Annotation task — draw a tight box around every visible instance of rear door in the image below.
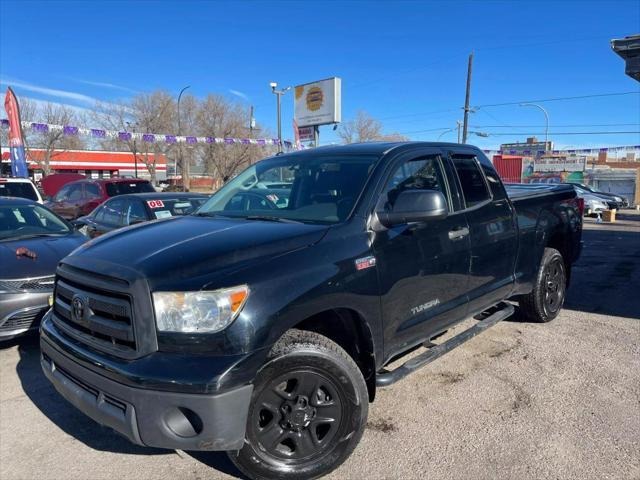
[447,152,518,313]
[373,149,471,357]
[65,183,85,219]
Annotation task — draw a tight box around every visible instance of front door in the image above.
[372,151,471,359]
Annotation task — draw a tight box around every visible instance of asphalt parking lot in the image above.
[1,211,639,480]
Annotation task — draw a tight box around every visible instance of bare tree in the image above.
[337,110,409,144]
[27,102,85,175]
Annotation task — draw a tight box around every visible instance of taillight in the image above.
[576,197,584,217]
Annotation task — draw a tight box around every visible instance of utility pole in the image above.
[462,52,474,144]
[177,85,190,191]
[270,82,291,152]
[456,120,462,143]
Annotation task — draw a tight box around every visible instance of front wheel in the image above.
[518,247,567,322]
[228,329,368,480]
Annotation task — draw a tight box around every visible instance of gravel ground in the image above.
[1,211,639,480]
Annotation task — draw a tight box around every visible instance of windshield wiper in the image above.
[0,233,67,242]
[244,215,303,224]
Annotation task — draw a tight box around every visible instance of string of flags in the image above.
[1,118,638,154]
[0,119,295,149]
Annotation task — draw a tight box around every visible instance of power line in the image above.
[455,131,640,136]
[475,91,639,109]
[471,123,640,128]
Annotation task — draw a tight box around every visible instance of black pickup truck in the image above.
[40,142,582,480]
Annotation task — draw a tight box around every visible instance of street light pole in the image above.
[270,82,291,152]
[177,85,190,190]
[519,103,549,150]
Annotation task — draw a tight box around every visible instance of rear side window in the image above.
[67,184,83,201]
[452,157,490,208]
[106,181,155,196]
[124,200,148,225]
[86,183,101,199]
[102,199,125,225]
[0,182,39,201]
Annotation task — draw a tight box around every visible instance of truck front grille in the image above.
[51,270,138,358]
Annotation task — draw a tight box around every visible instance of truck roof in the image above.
[284,141,482,158]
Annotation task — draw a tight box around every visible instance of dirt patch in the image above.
[367,417,397,433]
[435,371,465,384]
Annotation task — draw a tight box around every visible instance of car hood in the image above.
[67,216,330,286]
[0,233,87,279]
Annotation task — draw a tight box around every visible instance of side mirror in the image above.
[377,190,448,228]
[70,219,84,230]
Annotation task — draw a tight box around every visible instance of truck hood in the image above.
[0,233,86,280]
[69,216,329,285]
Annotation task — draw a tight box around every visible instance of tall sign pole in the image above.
[4,87,29,177]
[462,52,474,144]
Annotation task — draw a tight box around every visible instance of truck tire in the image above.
[519,247,566,323]
[228,329,369,480]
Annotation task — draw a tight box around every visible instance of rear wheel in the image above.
[519,247,566,322]
[228,330,368,480]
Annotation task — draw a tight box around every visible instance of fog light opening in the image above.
[164,407,203,438]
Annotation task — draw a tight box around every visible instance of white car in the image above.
[0,178,43,203]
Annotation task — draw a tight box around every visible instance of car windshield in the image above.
[197,154,380,224]
[106,181,155,196]
[0,204,70,240]
[147,197,208,219]
[0,181,39,201]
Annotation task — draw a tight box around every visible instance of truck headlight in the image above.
[153,285,249,333]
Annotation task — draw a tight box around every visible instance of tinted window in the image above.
[54,185,70,201]
[0,204,70,240]
[123,200,147,225]
[0,182,39,201]
[146,197,207,219]
[481,164,506,200]
[102,199,125,225]
[383,155,448,212]
[93,206,106,222]
[106,181,155,196]
[86,183,101,198]
[452,157,490,208]
[67,184,83,201]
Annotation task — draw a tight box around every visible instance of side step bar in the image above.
[376,302,515,387]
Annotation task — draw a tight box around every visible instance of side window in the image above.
[124,200,147,225]
[382,155,448,212]
[102,199,124,225]
[85,183,101,199]
[67,184,83,201]
[93,206,106,222]
[481,163,506,200]
[452,156,490,208]
[54,186,70,201]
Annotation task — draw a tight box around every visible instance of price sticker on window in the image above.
[147,200,165,208]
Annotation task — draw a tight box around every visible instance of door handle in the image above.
[448,227,470,240]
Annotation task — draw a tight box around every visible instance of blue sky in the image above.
[1,0,639,150]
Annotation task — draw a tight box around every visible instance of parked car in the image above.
[566,182,627,209]
[0,197,86,341]
[46,177,155,220]
[40,142,582,480]
[75,192,208,238]
[0,177,43,203]
[41,173,86,199]
[571,185,611,216]
[222,188,290,211]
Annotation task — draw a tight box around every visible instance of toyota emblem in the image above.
[71,296,86,322]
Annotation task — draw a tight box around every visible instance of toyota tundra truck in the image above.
[40,142,582,480]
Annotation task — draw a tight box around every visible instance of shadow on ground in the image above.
[11,333,244,478]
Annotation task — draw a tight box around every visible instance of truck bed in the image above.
[504,183,575,201]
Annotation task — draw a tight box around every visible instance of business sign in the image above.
[294,77,341,128]
[297,126,315,142]
[533,156,586,172]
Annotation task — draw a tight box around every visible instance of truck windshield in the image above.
[197,154,379,224]
[0,181,39,201]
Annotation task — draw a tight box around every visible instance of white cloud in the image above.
[0,76,101,106]
[67,77,140,94]
[229,89,250,102]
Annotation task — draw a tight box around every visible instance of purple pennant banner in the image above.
[224,138,234,144]
[142,134,155,142]
[64,126,78,135]
[186,136,197,144]
[165,135,177,144]
[205,137,215,143]
[119,132,131,141]
[32,123,49,133]
[91,129,106,138]
[1,119,9,127]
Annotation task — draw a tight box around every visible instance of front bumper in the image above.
[40,323,254,451]
[0,291,50,340]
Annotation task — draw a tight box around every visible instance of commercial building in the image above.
[1,148,167,182]
[611,34,640,81]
